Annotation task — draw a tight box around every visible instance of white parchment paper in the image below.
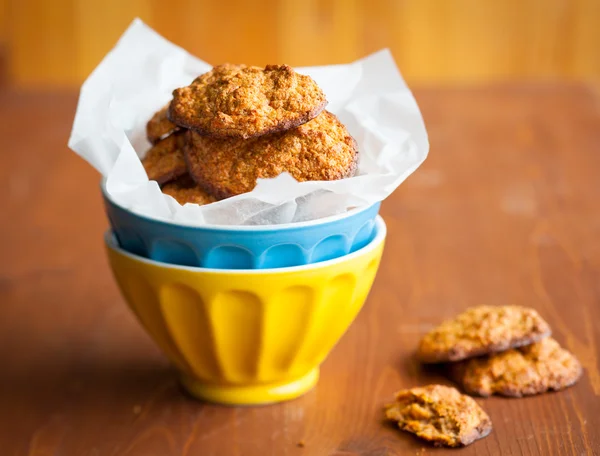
[68,19,429,226]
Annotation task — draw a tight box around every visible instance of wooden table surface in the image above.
[1,84,599,456]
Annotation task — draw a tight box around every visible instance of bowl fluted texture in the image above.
[105,216,386,405]
[102,181,381,269]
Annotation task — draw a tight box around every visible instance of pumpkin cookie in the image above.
[385,385,492,447]
[184,111,358,199]
[142,132,187,185]
[161,175,216,206]
[450,337,582,397]
[169,64,327,139]
[416,306,551,363]
[146,104,179,144]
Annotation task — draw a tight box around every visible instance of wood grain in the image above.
[1,85,599,455]
[0,0,6,44]
[3,0,600,87]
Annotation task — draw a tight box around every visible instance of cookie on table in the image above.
[450,337,582,397]
[161,175,216,206]
[385,385,492,448]
[416,306,551,363]
[169,64,327,139]
[142,132,187,185]
[184,111,358,199]
[146,103,179,144]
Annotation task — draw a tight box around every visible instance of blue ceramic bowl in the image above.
[102,183,381,269]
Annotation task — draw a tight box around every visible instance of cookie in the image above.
[142,132,187,185]
[450,337,582,397]
[169,64,327,139]
[384,385,492,447]
[184,111,358,199]
[161,175,216,206]
[146,104,179,144]
[416,306,551,363]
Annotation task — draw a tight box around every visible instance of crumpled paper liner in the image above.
[68,19,428,226]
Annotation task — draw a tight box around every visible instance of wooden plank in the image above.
[73,0,154,83]
[0,0,6,44]
[7,0,78,86]
[0,84,599,454]
[569,0,600,80]
[4,0,600,86]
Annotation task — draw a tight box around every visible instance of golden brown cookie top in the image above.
[142,132,187,185]
[451,337,582,397]
[169,64,327,139]
[161,175,216,206]
[146,104,179,144]
[385,385,492,447]
[416,306,551,363]
[184,111,358,199]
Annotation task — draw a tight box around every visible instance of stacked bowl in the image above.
[103,183,386,405]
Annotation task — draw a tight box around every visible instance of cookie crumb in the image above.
[385,384,492,447]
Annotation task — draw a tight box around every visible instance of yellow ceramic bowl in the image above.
[105,216,386,406]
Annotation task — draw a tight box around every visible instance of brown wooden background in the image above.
[2,84,600,456]
[2,0,600,454]
[1,0,599,88]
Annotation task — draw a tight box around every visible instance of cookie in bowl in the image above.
[161,174,216,206]
[142,132,187,185]
[184,111,358,199]
[146,103,179,144]
[169,64,327,139]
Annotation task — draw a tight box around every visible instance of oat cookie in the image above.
[142,132,187,185]
[385,385,492,447]
[184,111,358,199]
[169,64,327,139]
[146,104,179,144]
[450,337,582,397]
[161,175,216,206]
[416,306,551,363]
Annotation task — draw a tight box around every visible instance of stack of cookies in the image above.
[142,64,359,205]
[416,305,582,398]
[384,306,583,448]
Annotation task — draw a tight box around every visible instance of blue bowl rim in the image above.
[106,215,387,275]
[101,178,381,232]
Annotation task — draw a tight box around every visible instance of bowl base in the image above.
[180,368,319,406]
